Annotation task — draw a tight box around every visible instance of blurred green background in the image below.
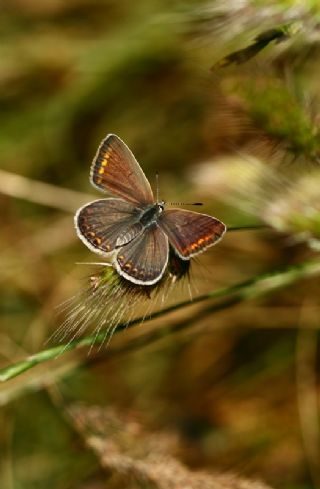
[1,1,320,488]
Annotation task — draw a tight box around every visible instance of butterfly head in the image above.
[157,200,165,211]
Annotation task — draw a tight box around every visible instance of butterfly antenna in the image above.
[169,202,203,206]
[156,171,159,203]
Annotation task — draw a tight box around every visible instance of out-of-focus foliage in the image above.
[1,1,320,489]
[69,403,274,489]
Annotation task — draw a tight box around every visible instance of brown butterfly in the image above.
[75,134,226,285]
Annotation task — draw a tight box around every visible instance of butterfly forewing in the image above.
[75,198,143,256]
[115,223,169,285]
[159,209,226,260]
[90,134,154,206]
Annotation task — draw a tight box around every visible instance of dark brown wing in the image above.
[90,134,154,206]
[159,209,226,260]
[75,198,143,256]
[114,224,169,285]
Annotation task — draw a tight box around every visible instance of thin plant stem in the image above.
[1,258,320,383]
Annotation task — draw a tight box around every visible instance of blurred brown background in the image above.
[1,1,320,488]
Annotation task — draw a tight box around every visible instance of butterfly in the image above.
[75,134,226,285]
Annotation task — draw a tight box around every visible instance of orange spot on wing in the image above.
[181,233,215,255]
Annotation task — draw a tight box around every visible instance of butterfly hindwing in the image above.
[115,223,169,285]
[90,134,154,206]
[159,209,226,260]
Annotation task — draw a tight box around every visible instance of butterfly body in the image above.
[139,201,164,226]
[75,134,226,285]
[114,202,164,249]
